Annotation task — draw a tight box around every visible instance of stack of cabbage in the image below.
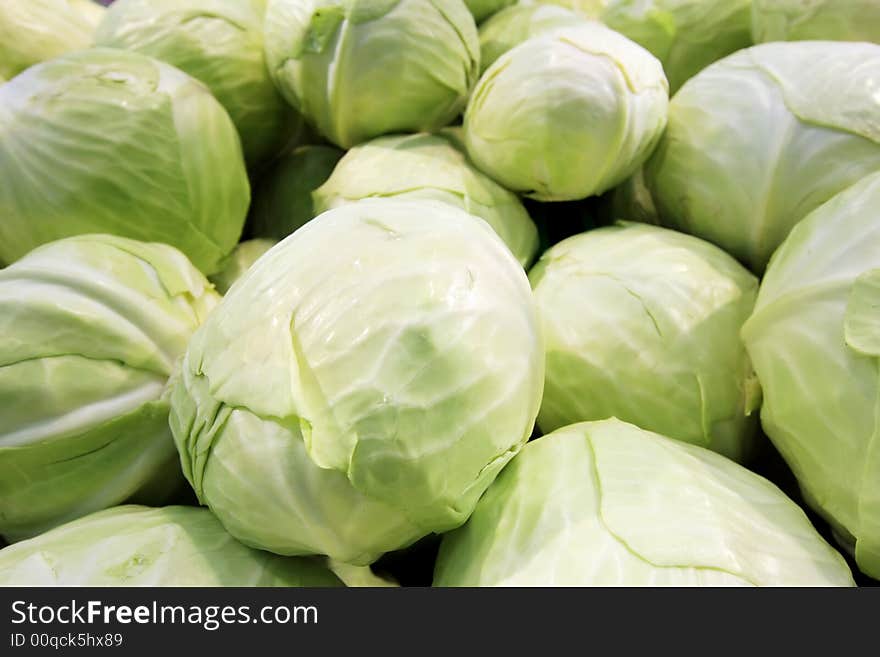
[0,0,877,588]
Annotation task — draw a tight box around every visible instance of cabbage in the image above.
[95,0,297,168]
[742,171,880,579]
[464,22,668,201]
[0,235,219,541]
[645,41,880,273]
[0,506,343,586]
[249,145,344,240]
[435,419,855,586]
[263,0,480,148]
[0,48,249,274]
[530,223,760,462]
[313,131,539,267]
[170,199,544,564]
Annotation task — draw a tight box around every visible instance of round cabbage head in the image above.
[0,48,249,274]
[210,239,277,295]
[0,235,220,541]
[530,223,760,462]
[313,131,539,267]
[478,2,586,74]
[601,0,752,93]
[742,171,880,580]
[464,22,668,201]
[170,199,544,565]
[249,145,344,240]
[752,0,880,45]
[0,506,343,586]
[0,0,98,81]
[464,0,515,23]
[434,419,855,586]
[645,41,880,274]
[264,0,480,149]
[95,0,297,169]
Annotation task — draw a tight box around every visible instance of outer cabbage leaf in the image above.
[435,419,855,586]
[742,171,880,579]
[0,235,219,541]
[645,41,880,273]
[170,199,544,564]
[0,48,249,274]
[0,506,343,586]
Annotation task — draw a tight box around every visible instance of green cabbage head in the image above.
[0,506,343,586]
[742,171,880,580]
[249,145,344,240]
[95,0,297,168]
[0,0,98,81]
[264,0,480,149]
[313,131,539,267]
[601,0,752,93]
[170,199,544,565]
[752,0,880,45]
[434,419,855,586]
[0,48,249,273]
[530,223,760,462]
[0,235,219,542]
[645,41,880,273]
[464,22,668,201]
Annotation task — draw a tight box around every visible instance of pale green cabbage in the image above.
[313,131,539,267]
[464,22,668,201]
[602,0,752,93]
[0,48,249,274]
[0,235,219,541]
[0,506,343,586]
[264,0,480,148]
[752,0,880,45]
[742,171,880,580]
[95,0,297,168]
[645,41,880,273]
[530,223,760,462]
[435,419,855,586]
[249,145,344,240]
[0,0,98,81]
[170,199,544,565]
[210,239,277,295]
